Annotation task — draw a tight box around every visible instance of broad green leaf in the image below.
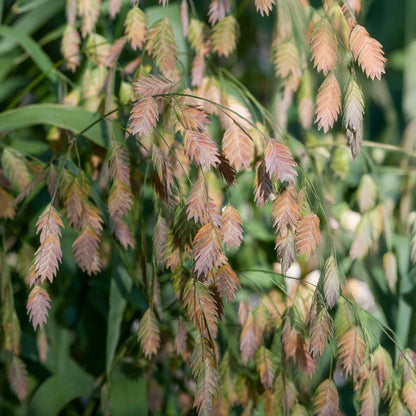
[28,360,95,416]
[0,0,65,54]
[106,265,133,375]
[0,25,58,82]
[109,366,147,416]
[0,104,119,147]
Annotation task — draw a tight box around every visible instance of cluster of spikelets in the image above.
[1,0,398,412]
[271,0,385,159]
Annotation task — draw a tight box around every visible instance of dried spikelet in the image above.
[112,218,134,249]
[191,335,220,414]
[212,15,239,57]
[275,228,296,275]
[186,175,210,225]
[26,285,51,330]
[334,297,355,339]
[357,174,377,213]
[310,18,337,76]
[134,74,177,97]
[32,205,64,285]
[78,0,101,38]
[184,279,219,337]
[181,0,189,37]
[62,25,81,72]
[360,373,380,416]
[264,139,297,183]
[349,212,372,260]
[105,37,126,68]
[255,0,276,17]
[383,252,398,293]
[272,39,302,91]
[338,326,366,379]
[193,223,227,278]
[254,161,273,208]
[298,70,314,129]
[222,123,253,171]
[124,6,147,50]
[272,184,299,236]
[188,19,211,56]
[217,154,237,186]
[208,0,230,26]
[175,317,188,357]
[221,205,243,250]
[240,310,262,364]
[295,214,320,259]
[86,33,111,66]
[7,356,28,402]
[371,345,393,394]
[81,66,107,112]
[0,187,15,219]
[403,378,416,415]
[315,72,341,133]
[191,53,206,87]
[344,78,365,159]
[66,0,77,25]
[215,264,240,302]
[323,255,340,308]
[309,306,332,357]
[282,317,298,360]
[154,215,168,268]
[313,379,339,416]
[129,96,159,137]
[152,144,174,203]
[343,0,361,16]
[350,25,386,80]
[256,346,276,390]
[146,17,178,76]
[327,3,350,48]
[184,130,220,170]
[175,105,209,133]
[137,309,160,358]
[73,227,101,274]
[63,176,86,230]
[2,148,31,191]
[109,0,121,18]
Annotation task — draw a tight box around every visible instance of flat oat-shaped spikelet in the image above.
[315,72,341,133]
[350,25,386,80]
[220,204,243,250]
[295,214,320,259]
[27,285,51,331]
[124,6,147,49]
[184,130,220,169]
[211,15,239,57]
[137,309,160,358]
[310,18,337,76]
[146,17,178,75]
[255,0,276,17]
[222,122,253,171]
[264,139,297,183]
[129,96,159,137]
[313,379,339,416]
[33,205,64,285]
